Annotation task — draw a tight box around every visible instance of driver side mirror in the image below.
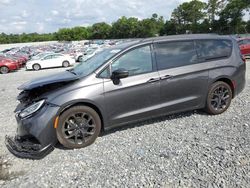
[111,69,129,85]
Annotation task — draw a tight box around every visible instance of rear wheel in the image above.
[56,106,101,149]
[33,64,41,71]
[62,61,70,67]
[0,66,9,74]
[205,81,232,115]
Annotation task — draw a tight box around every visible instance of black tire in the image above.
[205,81,232,115]
[77,55,83,62]
[56,106,101,149]
[33,64,41,71]
[62,61,70,67]
[0,66,9,74]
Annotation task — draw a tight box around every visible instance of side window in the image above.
[52,54,62,58]
[99,67,110,78]
[43,55,52,60]
[196,39,232,61]
[111,45,153,76]
[238,40,244,46]
[154,41,197,70]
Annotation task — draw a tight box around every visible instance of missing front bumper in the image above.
[5,135,54,160]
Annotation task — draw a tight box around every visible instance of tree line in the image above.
[0,0,249,44]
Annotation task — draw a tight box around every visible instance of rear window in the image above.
[196,39,232,61]
[154,41,198,70]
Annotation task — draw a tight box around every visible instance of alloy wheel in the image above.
[205,81,232,115]
[210,86,230,111]
[62,112,96,145]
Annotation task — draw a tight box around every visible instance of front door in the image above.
[41,55,53,68]
[103,45,161,127]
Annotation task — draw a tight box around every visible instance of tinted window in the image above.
[196,39,232,61]
[238,40,249,46]
[43,55,52,60]
[240,39,250,45]
[111,45,153,76]
[238,40,244,45]
[99,67,110,78]
[154,41,197,70]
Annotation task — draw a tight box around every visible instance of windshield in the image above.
[73,48,120,76]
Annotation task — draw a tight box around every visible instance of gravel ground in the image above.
[0,62,249,188]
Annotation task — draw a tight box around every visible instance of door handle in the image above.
[147,78,160,83]
[160,75,173,80]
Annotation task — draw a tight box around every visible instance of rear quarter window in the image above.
[196,39,232,61]
[154,41,198,70]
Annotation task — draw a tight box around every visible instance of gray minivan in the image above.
[6,34,246,159]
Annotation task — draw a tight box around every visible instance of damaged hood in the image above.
[18,70,79,90]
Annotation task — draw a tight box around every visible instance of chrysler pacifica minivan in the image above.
[6,34,246,159]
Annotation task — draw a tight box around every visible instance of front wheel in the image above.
[56,106,101,149]
[0,66,9,74]
[77,55,83,62]
[205,81,232,115]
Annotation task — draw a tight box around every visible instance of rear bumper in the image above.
[5,136,54,160]
[234,63,246,97]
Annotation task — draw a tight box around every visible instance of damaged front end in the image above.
[5,135,54,160]
[5,71,79,159]
[5,88,61,159]
[5,73,78,159]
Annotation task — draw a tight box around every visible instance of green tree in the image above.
[207,0,226,22]
[55,27,89,41]
[160,20,179,35]
[90,22,112,39]
[55,28,73,41]
[246,20,250,33]
[219,0,250,34]
[169,0,207,34]
[71,26,90,40]
[111,16,140,38]
[138,14,165,37]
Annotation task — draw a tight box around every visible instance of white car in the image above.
[26,54,75,71]
[31,52,54,60]
[80,48,104,62]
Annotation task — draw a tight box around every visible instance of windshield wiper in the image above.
[66,69,77,75]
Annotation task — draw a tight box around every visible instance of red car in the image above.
[0,58,19,74]
[238,38,250,58]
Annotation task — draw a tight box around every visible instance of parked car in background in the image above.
[30,52,54,60]
[79,47,103,62]
[0,57,19,74]
[4,54,25,67]
[238,38,250,58]
[6,34,246,159]
[26,53,75,70]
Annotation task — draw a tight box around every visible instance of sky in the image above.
[0,0,248,34]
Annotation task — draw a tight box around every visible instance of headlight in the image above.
[19,100,45,118]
